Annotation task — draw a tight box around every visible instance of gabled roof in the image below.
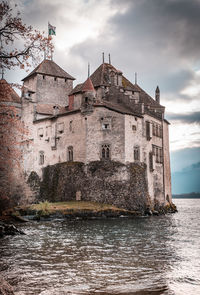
[0,79,21,103]
[22,59,75,81]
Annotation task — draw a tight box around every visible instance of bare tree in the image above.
[0,1,51,213]
[0,1,53,70]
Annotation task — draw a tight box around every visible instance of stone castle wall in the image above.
[39,161,150,211]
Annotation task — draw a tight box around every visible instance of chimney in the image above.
[155,86,160,104]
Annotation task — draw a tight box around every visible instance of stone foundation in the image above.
[36,160,150,212]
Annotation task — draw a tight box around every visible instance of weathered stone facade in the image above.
[21,58,172,210]
[40,161,149,211]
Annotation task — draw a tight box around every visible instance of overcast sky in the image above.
[6,0,200,191]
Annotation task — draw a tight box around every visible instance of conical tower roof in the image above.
[82,77,95,92]
[0,79,21,103]
[22,59,75,81]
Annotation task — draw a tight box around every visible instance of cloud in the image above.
[170,147,200,172]
[166,111,200,124]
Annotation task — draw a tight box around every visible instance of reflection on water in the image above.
[0,199,200,295]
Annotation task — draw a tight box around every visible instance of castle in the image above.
[1,57,172,209]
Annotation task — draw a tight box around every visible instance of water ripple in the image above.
[0,199,200,294]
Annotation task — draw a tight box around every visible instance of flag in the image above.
[48,22,56,36]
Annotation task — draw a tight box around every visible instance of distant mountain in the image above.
[171,162,200,194]
[173,192,200,199]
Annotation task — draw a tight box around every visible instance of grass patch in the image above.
[30,201,126,213]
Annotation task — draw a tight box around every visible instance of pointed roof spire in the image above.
[88,63,90,78]
[156,85,160,93]
[109,53,111,64]
[102,52,105,64]
[135,72,137,84]
[82,77,95,92]
[1,67,4,79]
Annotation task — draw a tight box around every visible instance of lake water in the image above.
[0,199,200,295]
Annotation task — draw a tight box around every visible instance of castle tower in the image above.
[155,86,160,104]
[22,59,75,106]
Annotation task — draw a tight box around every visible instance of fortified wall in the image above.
[29,161,151,212]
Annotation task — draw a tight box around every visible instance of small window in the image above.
[39,151,44,165]
[43,75,45,80]
[134,146,140,161]
[54,77,57,81]
[132,125,136,131]
[146,121,151,140]
[85,97,88,103]
[65,78,67,82]
[69,120,73,132]
[67,146,73,161]
[149,152,154,171]
[102,123,110,130]
[38,128,44,138]
[101,144,110,159]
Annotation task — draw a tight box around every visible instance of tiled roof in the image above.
[22,59,75,81]
[82,77,95,92]
[69,62,164,112]
[0,79,21,103]
[90,63,121,87]
[36,104,66,115]
[122,76,141,92]
[69,83,83,95]
[135,84,164,108]
[94,100,143,117]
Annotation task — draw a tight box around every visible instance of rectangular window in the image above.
[134,146,140,161]
[69,120,73,132]
[39,151,44,165]
[132,125,136,131]
[152,122,163,138]
[152,145,163,164]
[149,152,154,171]
[146,121,151,140]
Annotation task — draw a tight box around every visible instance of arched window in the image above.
[67,146,73,161]
[101,144,110,159]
